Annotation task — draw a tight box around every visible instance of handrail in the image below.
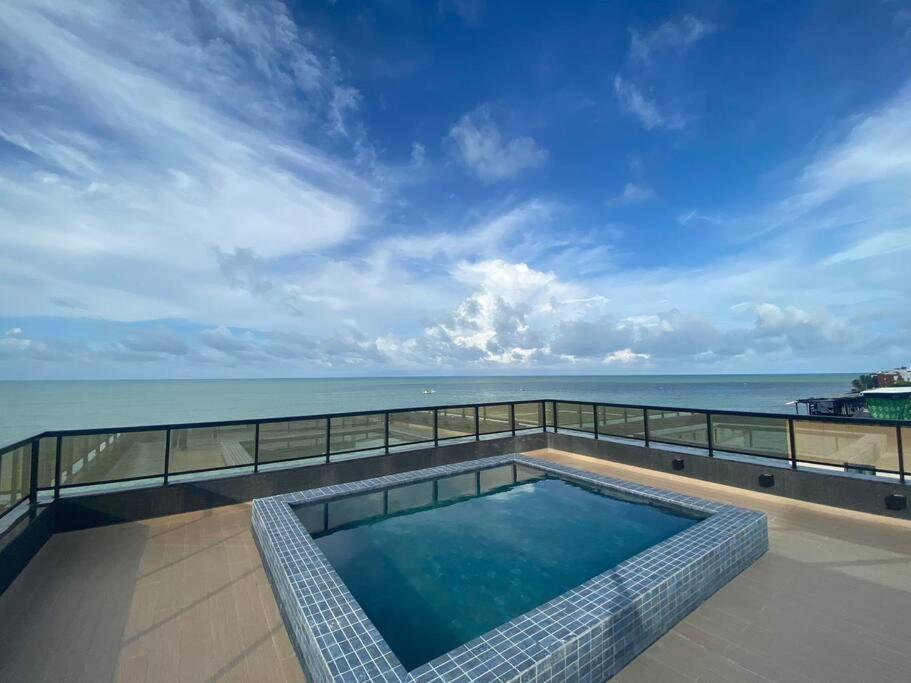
[1,396,907,523]
[3,397,907,453]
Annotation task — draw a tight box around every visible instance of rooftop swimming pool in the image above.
[253,455,767,682]
[294,463,703,670]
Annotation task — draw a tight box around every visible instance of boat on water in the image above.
[423,388,435,394]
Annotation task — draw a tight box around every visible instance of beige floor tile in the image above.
[1,448,909,683]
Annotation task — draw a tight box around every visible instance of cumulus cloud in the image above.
[0,327,81,362]
[1,3,909,379]
[605,349,651,364]
[447,104,548,181]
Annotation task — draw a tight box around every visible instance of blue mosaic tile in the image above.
[253,454,768,682]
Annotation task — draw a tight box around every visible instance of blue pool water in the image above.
[295,465,703,671]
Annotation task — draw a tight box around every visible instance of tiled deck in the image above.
[1,448,910,682]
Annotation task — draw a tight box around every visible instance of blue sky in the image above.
[0,0,910,379]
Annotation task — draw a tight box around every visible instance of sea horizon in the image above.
[0,373,857,447]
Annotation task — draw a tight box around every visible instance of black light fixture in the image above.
[885,494,907,511]
[672,458,685,471]
[758,473,775,488]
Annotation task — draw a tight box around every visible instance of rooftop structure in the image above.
[863,387,911,421]
[1,398,909,682]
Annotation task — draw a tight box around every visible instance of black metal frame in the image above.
[1,397,908,522]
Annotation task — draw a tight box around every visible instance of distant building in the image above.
[795,394,866,417]
[875,372,899,387]
[873,365,911,387]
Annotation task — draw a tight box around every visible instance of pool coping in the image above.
[252,454,768,683]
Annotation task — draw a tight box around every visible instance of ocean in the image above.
[0,374,855,448]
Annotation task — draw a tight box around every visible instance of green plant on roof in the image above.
[850,374,877,392]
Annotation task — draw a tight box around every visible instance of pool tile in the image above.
[253,454,767,682]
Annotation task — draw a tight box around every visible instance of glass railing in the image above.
[0,397,907,523]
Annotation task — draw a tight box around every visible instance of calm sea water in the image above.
[0,374,853,447]
[299,463,699,670]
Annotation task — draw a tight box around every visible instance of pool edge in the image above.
[253,454,768,682]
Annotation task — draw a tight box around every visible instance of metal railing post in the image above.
[643,410,650,448]
[706,413,714,457]
[540,400,546,433]
[325,418,331,464]
[433,409,439,447]
[475,406,480,441]
[384,413,390,455]
[553,401,559,433]
[253,423,260,473]
[29,440,39,507]
[164,429,171,485]
[53,436,62,500]
[593,404,599,440]
[897,425,905,484]
[788,418,798,469]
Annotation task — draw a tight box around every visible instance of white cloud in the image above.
[629,15,717,65]
[0,0,382,331]
[447,104,548,181]
[328,85,361,137]
[604,348,650,364]
[1,3,909,377]
[822,227,911,265]
[614,14,715,131]
[613,76,685,131]
[607,181,655,206]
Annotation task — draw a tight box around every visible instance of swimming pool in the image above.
[253,455,767,682]
[295,463,703,671]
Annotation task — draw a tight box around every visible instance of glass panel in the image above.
[387,481,434,514]
[545,402,554,428]
[60,430,166,486]
[38,437,56,489]
[0,445,31,515]
[478,404,511,434]
[712,414,790,459]
[793,420,900,473]
[437,472,477,501]
[329,414,384,453]
[388,410,434,446]
[168,424,254,474]
[479,464,515,493]
[514,402,543,429]
[597,406,646,439]
[904,428,910,477]
[556,402,595,432]
[437,407,476,439]
[646,410,708,447]
[259,419,326,463]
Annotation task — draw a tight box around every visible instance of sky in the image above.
[0,0,910,379]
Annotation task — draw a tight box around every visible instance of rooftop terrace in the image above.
[1,448,909,682]
[0,399,909,681]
